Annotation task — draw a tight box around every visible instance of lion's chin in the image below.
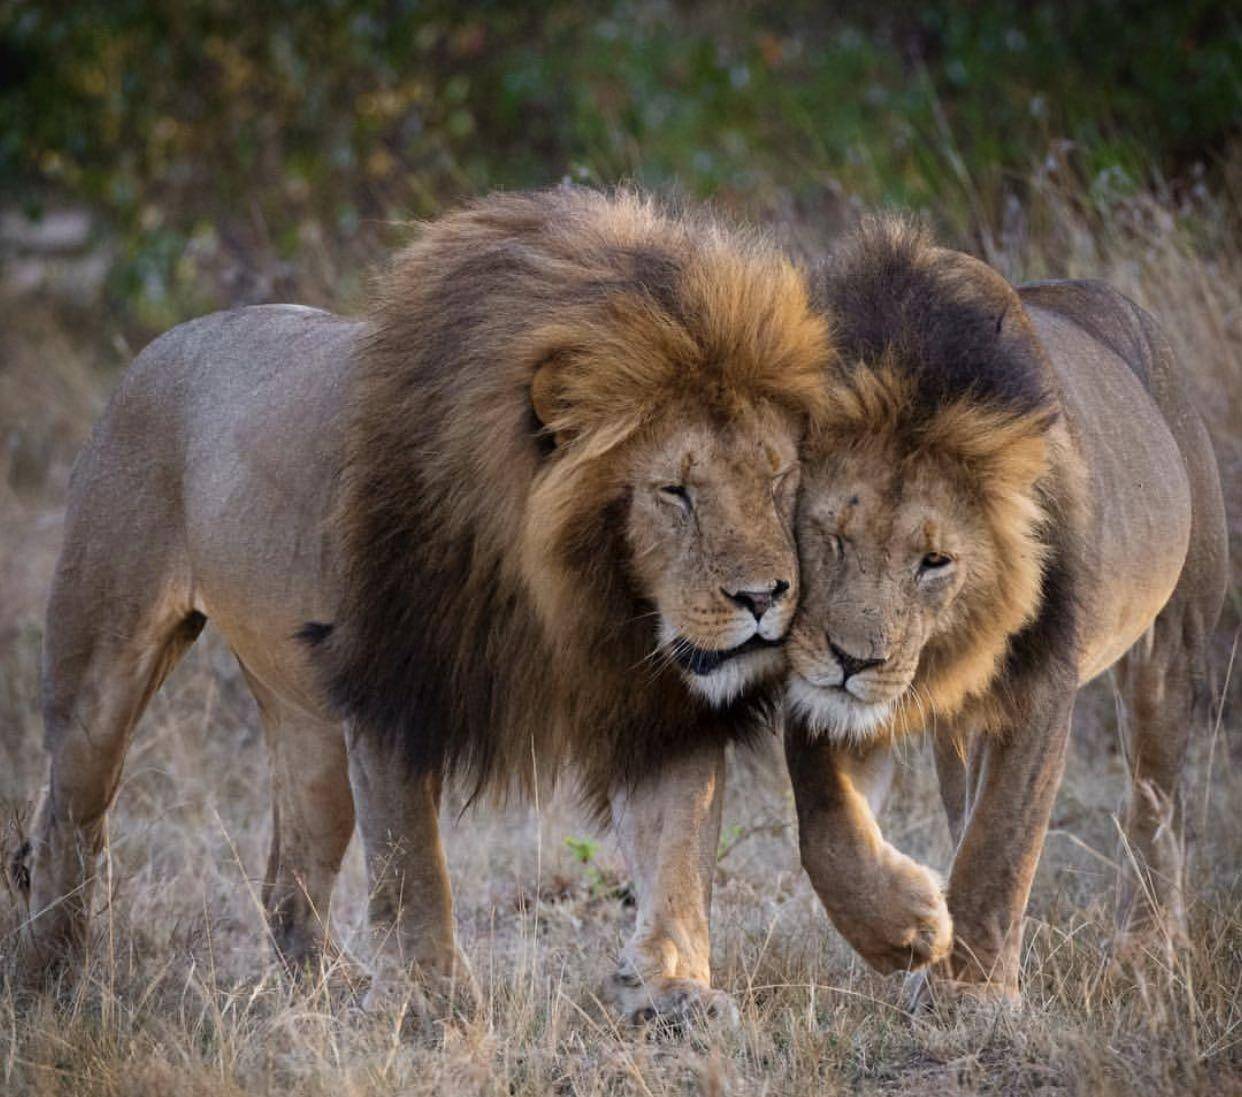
[683,645,786,708]
[785,675,894,744]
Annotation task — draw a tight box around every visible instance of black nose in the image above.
[723,579,790,621]
[828,639,886,682]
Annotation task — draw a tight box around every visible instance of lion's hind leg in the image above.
[1111,431,1227,964]
[20,569,203,979]
[1112,608,1212,961]
[931,730,985,849]
[240,667,357,982]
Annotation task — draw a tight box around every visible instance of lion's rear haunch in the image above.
[308,187,829,800]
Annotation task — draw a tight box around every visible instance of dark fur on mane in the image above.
[814,216,1058,431]
[306,186,829,806]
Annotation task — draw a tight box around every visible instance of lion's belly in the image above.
[1076,571,1186,686]
[175,305,362,721]
[1029,308,1193,686]
[1074,414,1191,685]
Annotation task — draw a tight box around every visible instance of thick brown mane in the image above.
[810,217,1081,730]
[308,187,829,799]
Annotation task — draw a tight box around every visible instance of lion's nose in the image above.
[722,578,791,621]
[827,638,886,681]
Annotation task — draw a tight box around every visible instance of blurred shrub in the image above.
[1,1,1237,331]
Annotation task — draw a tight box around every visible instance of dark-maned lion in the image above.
[12,188,830,1023]
[784,218,1227,1002]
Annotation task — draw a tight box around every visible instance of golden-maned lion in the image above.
[12,188,830,1023]
[783,218,1227,1002]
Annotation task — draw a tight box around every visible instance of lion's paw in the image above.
[832,853,952,975]
[363,951,481,1026]
[903,968,1020,1015]
[275,945,371,1003]
[603,967,739,1030]
[1108,916,1183,971]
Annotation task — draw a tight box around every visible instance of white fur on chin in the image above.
[785,675,892,745]
[686,645,785,707]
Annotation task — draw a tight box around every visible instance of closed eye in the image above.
[658,484,693,512]
[920,552,953,572]
[771,463,799,487]
[771,463,800,507]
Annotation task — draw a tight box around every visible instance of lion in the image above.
[782,217,1228,1002]
[10,188,831,1024]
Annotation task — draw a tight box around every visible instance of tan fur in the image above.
[787,218,1228,1000]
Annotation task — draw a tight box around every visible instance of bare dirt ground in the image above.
[1,183,1239,1094]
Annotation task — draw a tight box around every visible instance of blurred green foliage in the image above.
[1,1,1238,329]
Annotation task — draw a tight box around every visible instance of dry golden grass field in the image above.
[2,171,1240,1095]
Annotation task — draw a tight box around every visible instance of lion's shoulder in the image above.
[1019,279,1163,390]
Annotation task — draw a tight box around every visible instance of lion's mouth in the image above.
[671,634,784,677]
[784,673,897,742]
[792,673,896,707]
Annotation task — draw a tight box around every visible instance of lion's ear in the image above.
[530,354,575,448]
[530,349,644,459]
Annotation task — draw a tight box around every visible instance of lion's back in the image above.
[68,304,368,713]
[1019,280,1228,681]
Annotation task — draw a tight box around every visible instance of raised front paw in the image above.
[603,965,739,1029]
[829,852,953,974]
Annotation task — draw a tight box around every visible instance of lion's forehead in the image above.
[634,409,799,480]
[802,458,974,544]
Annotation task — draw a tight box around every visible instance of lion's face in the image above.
[787,444,991,742]
[624,402,802,707]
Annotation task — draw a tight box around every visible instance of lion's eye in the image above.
[658,484,693,513]
[920,552,953,572]
[772,464,799,489]
[771,465,799,508]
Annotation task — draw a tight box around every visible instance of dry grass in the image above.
[1,171,1239,1095]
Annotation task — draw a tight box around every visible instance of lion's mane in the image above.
[307,188,830,800]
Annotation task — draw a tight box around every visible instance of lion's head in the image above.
[516,194,829,707]
[317,187,831,793]
[787,217,1061,744]
[603,400,801,705]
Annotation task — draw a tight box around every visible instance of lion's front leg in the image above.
[931,687,1074,1001]
[346,732,479,1022]
[605,744,737,1026]
[786,733,952,975]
